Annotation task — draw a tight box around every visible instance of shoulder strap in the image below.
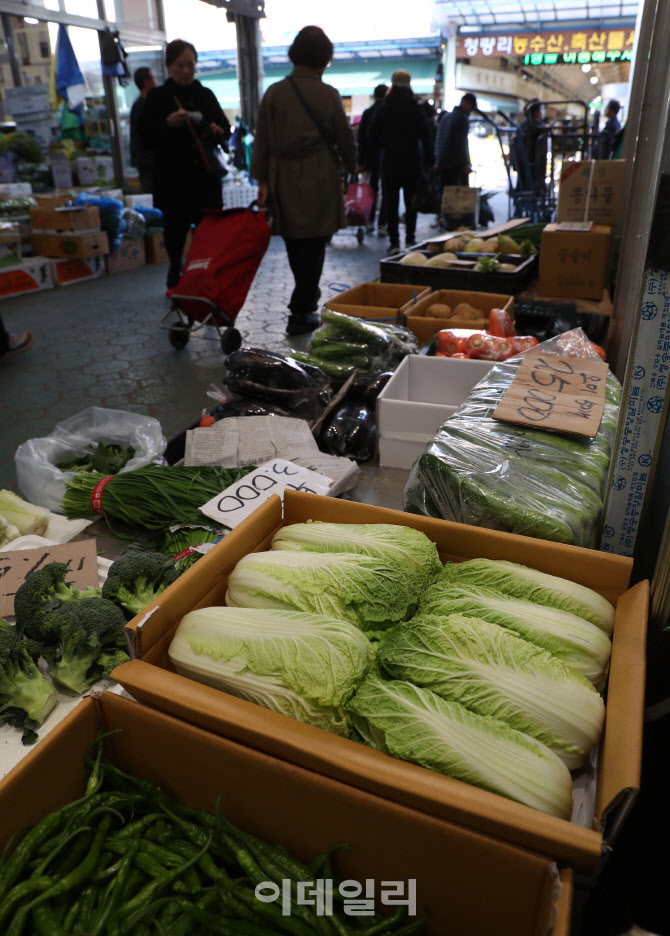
[288,76,339,164]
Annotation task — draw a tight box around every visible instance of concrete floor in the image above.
[0,214,436,497]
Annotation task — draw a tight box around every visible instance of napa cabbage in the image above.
[378,614,605,768]
[271,521,442,593]
[168,606,375,736]
[225,549,418,631]
[419,581,611,688]
[439,559,615,634]
[346,674,574,818]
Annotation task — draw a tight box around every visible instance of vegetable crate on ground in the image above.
[113,491,647,877]
[0,692,572,936]
[380,251,538,294]
[324,282,431,323]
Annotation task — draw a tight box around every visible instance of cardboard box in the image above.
[114,491,647,874]
[50,255,106,286]
[50,154,74,189]
[84,118,111,138]
[324,282,431,323]
[0,223,21,267]
[74,156,115,186]
[538,224,613,301]
[34,192,74,209]
[0,691,571,936]
[105,237,146,274]
[406,289,514,344]
[145,229,191,263]
[377,355,494,468]
[31,231,110,259]
[29,204,100,233]
[0,256,52,299]
[557,159,626,226]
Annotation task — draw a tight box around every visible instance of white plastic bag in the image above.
[15,407,167,513]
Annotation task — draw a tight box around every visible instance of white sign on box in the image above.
[199,459,334,528]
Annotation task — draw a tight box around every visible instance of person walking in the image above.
[0,316,31,363]
[600,99,622,160]
[518,99,548,195]
[251,25,357,336]
[129,66,157,194]
[435,92,478,188]
[141,39,230,290]
[357,83,388,235]
[370,70,434,253]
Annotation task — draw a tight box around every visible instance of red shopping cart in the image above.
[161,203,271,353]
[343,182,375,244]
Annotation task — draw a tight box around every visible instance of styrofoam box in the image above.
[377,355,495,469]
[124,193,153,209]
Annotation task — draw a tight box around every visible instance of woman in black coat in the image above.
[141,39,230,289]
[370,71,434,252]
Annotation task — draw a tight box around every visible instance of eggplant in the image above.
[224,347,322,391]
[319,402,376,462]
[350,371,393,407]
[212,400,291,421]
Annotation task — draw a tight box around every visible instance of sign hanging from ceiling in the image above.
[457,28,635,64]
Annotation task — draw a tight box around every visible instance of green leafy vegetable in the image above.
[378,614,605,768]
[439,559,615,634]
[347,674,574,818]
[226,549,419,632]
[56,443,136,475]
[0,620,58,742]
[419,580,612,687]
[271,520,442,594]
[168,607,374,736]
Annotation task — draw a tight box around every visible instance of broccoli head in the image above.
[102,552,179,621]
[13,562,102,646]
[0,618,58,741]
[43,598,129,695]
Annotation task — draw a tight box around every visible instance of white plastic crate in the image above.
[222,182,258,210]
[377,355,495,469]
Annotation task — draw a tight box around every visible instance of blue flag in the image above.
[56,24,86,114]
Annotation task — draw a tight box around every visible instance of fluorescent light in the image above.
[23,17,40,25]
[581,64,592,73]
[590,75,599,84]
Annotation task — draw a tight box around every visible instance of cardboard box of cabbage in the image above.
[110,491,646,926]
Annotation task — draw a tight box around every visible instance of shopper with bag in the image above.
[141,39,231,290]
[251,25,357,336]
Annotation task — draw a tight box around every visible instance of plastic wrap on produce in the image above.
[403,330,622,547]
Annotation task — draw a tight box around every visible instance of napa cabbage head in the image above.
[419,580,612,688]
[378,614,605,769]
[271,521,442,592]
[168,606,375,736]
[225,550,418,631]
[346,674,574,819]
[439,559,615,635]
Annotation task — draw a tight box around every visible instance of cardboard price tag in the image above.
[493,352,608,437]
[199,459,334,529]
[0,540,99,618]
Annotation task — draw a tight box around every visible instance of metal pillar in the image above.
[441,21,458,111]
[233,13,263,130]
[1,13,22,89]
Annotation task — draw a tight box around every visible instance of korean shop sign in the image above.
[457,28,634,64]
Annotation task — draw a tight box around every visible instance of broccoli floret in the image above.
[13,562,102,646]
[43,598,129,695]
[102,552,179,621]
[97,648,132,680]
[0,618,58,741]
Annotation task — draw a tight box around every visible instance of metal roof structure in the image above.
[434,0,638,30]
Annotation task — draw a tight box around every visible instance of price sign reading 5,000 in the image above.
[493,352,609,438]
[198,459,334,529]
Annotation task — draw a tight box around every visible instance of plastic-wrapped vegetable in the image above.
[403,329,621,546]
[319,402,376,462]
[224,347,330,418]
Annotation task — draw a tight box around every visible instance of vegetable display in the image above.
[168,607,374,736]
[434,311,539,361]
[0,620,58,743]
[101,552,179,621]
[56,443,136,475]
[0,490,48,539]
[377,614,605,768]
[223,348,329,419]
[0,737,423,934]
[405,329,621,546]
[347,674,573,819]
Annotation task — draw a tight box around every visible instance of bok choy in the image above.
[347,674,574,819]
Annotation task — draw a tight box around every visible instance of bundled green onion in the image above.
[62,466,251,539]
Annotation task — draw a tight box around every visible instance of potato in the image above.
[424,252,458,268]
[464,238,486,253]
[446,236,466,252]
[399,251,427,266]
[426,303,453,319]
[453,302,483,320]
[482,238,499,251]
[498,263,517,272]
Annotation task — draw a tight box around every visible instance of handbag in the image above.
[288,76,348,193]
[177,96,229,179]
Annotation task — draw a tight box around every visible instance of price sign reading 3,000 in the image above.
[493,352,609,438]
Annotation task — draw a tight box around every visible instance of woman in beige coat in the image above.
[251,26,357,335]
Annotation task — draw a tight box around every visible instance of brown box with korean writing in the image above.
[538,223,612,300]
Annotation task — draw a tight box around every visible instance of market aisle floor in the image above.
[0,215,436,492]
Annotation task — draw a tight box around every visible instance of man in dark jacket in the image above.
[436,92,478,187]
[370,70,434,252]
[130,67,157,194]
[357,83,387,234]
[600,99,622,159]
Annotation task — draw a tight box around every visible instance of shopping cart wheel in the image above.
[169,326,190,350]
[220,327,242,354]
[356,227,364,245]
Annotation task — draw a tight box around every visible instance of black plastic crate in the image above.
[380,251,538,294]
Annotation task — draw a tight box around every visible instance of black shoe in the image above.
[286,313,321,335]
[386,243,400,257]
[405,237,416,248]
[166,263,182,290]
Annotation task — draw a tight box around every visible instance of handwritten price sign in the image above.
[199,459,334,528]
[493,352,608,437]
